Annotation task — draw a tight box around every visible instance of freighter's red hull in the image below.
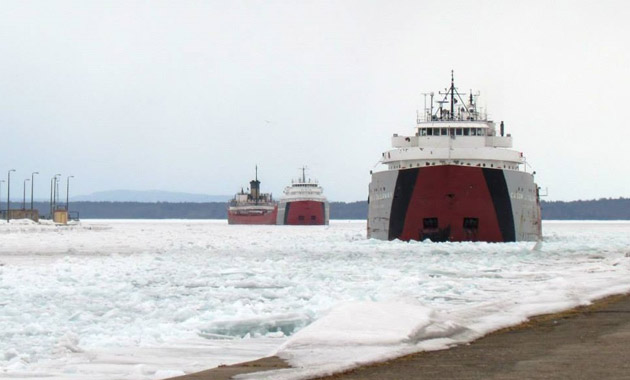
[281,200,327,225]
[368,165,541,242]
[399,166,505,242]
[227,207,278,225]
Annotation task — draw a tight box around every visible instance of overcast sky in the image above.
[1,0,629,202]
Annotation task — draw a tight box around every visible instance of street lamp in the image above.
[31,172,39,210]
[50,177,53,216]
[0,180,4,214]
[7,169,15,222]
[55,174,61,206]
[50,174,60,217]
[23,179,30,210]
[66,176,74,211]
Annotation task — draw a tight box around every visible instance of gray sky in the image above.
[1,0,629,202]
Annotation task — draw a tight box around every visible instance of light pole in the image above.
[31,172,38,210]
[54,176,58,206]
[50,177,54,216]
[66,176,74,211]
[23,179,30,210]
[55,174,61,207]
[0,180,4,214]
[7,169,15,222]
[50,174,60,217]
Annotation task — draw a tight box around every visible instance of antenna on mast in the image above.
[450,70,455,119]
[300,166,307,183]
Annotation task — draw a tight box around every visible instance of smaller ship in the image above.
[277,167,330,225]
[227,167,278,225]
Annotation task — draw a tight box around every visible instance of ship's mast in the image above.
[301,166,306,183]
[431,71,473,121]
[250,165,261,204]
[450,70,455,118]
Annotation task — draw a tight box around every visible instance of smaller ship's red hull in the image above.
[282,200,327,225]
[227,207,278,225]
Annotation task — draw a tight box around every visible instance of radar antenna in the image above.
[299,166,308,183]
[450,70,455,117]
[436,71,471,120]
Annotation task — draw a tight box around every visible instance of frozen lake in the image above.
[1,220,630,379]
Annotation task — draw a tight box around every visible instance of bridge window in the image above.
[456,128,463,135]
[440,128,448,136]
[463,128,470,136]
[420,128,427,136]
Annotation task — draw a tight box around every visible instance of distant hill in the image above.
[71,190,231,203]
[541,197,630,220]
[333,198,630,220]
[20,197,630,220]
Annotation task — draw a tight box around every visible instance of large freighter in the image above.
[368,73,541,242]
[227,167,278,225]
[277,168,330,225]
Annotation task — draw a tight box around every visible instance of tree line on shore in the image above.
[18,198,630,220]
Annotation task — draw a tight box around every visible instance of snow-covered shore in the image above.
[1,220,629,379]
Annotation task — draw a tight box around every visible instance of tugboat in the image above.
[277,167,329,225]
[367,72,541,242]
[227,167,278,225]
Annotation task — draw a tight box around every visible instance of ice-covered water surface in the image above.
[1,220,629,379]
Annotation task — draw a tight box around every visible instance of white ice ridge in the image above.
[1,220,630,380]
[263,300,470,378]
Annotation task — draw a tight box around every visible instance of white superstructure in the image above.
[280,177,327,203]
[378,89,527,173]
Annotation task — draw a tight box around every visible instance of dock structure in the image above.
[1,172,78,224]
[52,206,72,224]
[4,209,40,222]
[47,174,78,224]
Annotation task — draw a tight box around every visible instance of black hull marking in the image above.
[283,202,291,225]
[482,168,516,242]
[388,168,419,240]
[321,202,326,224]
